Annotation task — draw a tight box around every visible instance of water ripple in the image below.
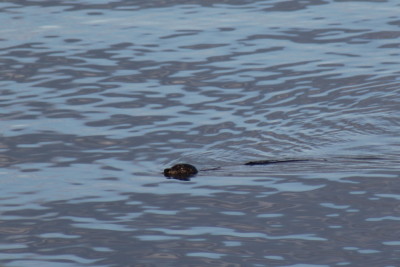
[1,0,400,266]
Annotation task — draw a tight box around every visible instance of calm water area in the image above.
[1,0,400,266]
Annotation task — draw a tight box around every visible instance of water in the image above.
[1,0,400,266]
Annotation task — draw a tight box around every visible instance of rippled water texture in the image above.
[1,0,400,266]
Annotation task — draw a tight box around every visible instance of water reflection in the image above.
[1,0,400,266]
[2,174,400,266]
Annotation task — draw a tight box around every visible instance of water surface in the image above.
[1,0,400,266]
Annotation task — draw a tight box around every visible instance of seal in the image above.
[164,163,198,180]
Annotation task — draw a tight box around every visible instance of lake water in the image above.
[1,0,400,266]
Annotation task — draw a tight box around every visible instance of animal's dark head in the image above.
[163,163,198,181]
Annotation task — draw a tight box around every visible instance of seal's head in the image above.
[164,163,198,180]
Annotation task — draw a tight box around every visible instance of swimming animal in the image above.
[164,163,198,180]
[163,156,384,180]
[163,159,313,180]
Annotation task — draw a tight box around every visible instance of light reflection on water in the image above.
[1,0,400,266]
